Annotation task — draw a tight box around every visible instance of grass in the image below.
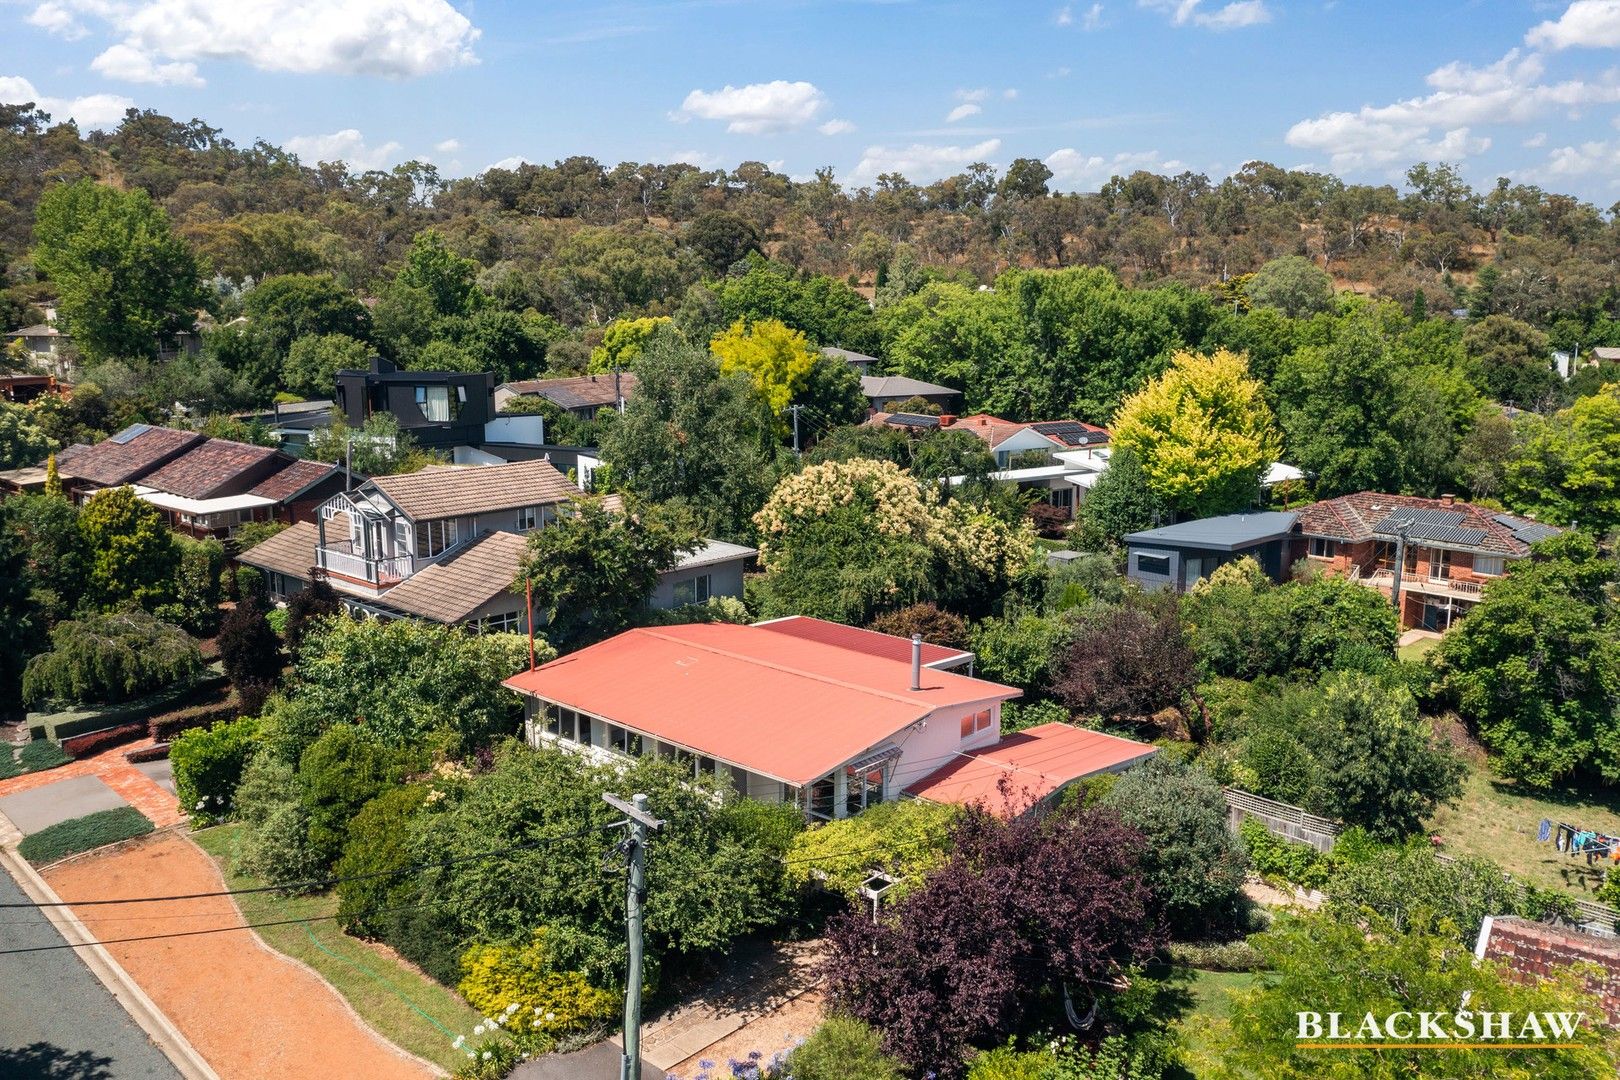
[1396,637,1439,662]
[20,807,153,865]
[192,824,482,1073]
[1172,968,1261,1076]
[0,739,76,781]
[1426,746,1620,896]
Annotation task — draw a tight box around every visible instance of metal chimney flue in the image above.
[910,634,922,691]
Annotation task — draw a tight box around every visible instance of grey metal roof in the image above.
[672,540,758,571]
[823,346,880,366]
[1124,511,1299,552]
[861,375,960,400]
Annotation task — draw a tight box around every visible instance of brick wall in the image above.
[1478,916,1620,1025]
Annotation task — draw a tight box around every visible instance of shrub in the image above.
[1054,595,1197,722]
[18,739,72,773]
[999,699,1071,733]
[336,784,432,938]
[298,723,419,866]
[283,578,342,657]
[1163,939,1265,972]
[60,722,144,758]
[969,610,1077,694]
[171,716,259,825]
[781,1016,905,1080]
[19,807,153,864]
[150,699,238,741]
[966,1046,1060,1080]
[217,596,282,717]
[868,602,970,650]
[240,801,323,888]
[232,563,265,601]
[1325,847,1521,944]
[22,609,201,707]
[125,743,169,764]
[457,930,616,1038]
[1239,818,1328,890]
[786,800,957,902]
[155,535,225,636]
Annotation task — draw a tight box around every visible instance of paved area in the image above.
[0,775,126,835]
[47,832,430,1080]
[0,860,181,1079]
[511,1042,662,1080]
[0,738,184,829]
[134,758,175,794]
[669,989,824,1079]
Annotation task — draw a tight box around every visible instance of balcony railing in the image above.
[317,543,413,585]
[1356,566,1487,600]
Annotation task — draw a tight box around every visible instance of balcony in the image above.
[316,539,413,586]
[1355,566,1488,601]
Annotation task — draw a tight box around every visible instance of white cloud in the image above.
[1083,2,1105,29]
[671,149,722,169]
[1521,139,1620,183]
[1003,88,1019,100]
[284,128,404,170]
[29,0,479,80]
[1528,0,1620,50]
[486,155,532,172]
[1055,4,1073,25]
[0,74,132,130]
[818,118,856,135]
[955,87,990,102]
[674,80,827,134]
[1525,131,1548,147]
[435,138,461,153]
[1045,147,1186,190]
[90,43,203,87]
[1285,48,1619,171]
[1141,0,1271,30]
[946,103,982,123]
[850,138,1002,183]
[26,3,86,39]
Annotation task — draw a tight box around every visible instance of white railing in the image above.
[317,547,415,584]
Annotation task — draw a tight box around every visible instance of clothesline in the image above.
[1540,818,1620,864]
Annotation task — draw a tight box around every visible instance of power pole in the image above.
[789,404,803,456]
[1389,520,1412,622]
[604,792,663,1080]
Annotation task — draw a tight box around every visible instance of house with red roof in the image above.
[1292,492,1560,631]
[504,619,1159,821]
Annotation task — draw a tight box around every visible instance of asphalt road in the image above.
[0,863,180,1080]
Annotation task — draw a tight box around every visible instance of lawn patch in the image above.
[20,807,153,865]
[18,739,73,774]
[192,824,481,1073]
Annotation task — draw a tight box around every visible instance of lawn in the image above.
[19,807,153,865]
[1396,637,1439,663]
[192,824,482,1074]
[1426,750,1620,896]
[1172,968,1260,1076]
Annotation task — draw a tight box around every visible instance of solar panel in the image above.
[888,413,940,429]
[1378,506,1465,528]
[107,423,150,445]
[1030,421,1106,446]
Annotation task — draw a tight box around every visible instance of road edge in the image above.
[0,815,219,1080]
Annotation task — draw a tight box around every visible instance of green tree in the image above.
[394,228,487,320]
[793,352,869,434]
[1463,314,1559,409]
[32,180,204,360]
[1244,254,1335,318]
[77,486,177,611]
[282,333,369,399]
[710,317,820,420]
[1,491,85,624]
[1505,386,1620,531]
[241,273,372,357]
[685,210,762,276]
[588,315,673,374]
[711,259,881,356]
[0,402,56,469]
[1325,848,1523,943]
[1439,532,1620,787]
[22,609,200,707]
[1111,348,1280,516]
[1071,450,1167,550]
[1207,911,1617,1079]
[308,413,436,476]
[0,527,41,710]
[516,498,697,651]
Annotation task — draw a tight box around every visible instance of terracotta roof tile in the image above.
[501,373,639,411]
[249,459,341,502]
[1294,491,1541,558]
[54,426,204,486]
[142,439,284,499]
[372,531,528,624]
[235,521,319,580]
[370,459,577,521]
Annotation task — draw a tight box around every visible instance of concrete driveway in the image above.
[0,775,127,836]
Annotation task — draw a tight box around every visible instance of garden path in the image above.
[0,737,184,828]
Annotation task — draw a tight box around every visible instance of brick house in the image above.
[1293,493,1560,631]
[1477,916,1620,1026]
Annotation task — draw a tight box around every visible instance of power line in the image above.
[0,823,612,909]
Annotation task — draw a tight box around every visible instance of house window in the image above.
[672,574,712,606]
[415,519,459,557]
[516,505,540,531]
[576,713,592,746]
[395,520,410,552]
[1309,537,1336,558]
[544,703,562,737]
[1475,556,1505,577]
[975,708,992,733]
[415,385,453,423]
[960,713,976,738]
[808,777,836,820]
[846,765,885,816]
[1136,554,1171,576]
[476,611,522,634]
[607,724,641,756]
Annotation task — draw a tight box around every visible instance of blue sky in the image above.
[8,1,1620,201]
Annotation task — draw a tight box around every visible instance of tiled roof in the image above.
[54,425,204,486]
[235,521,319,579]
[370,459,577,522]
[504,623,1020,787]
[1294,492,1545,557]
[373,530,528,624]
[249,459,341,503]
[952,414,1110,450]
[905,723,1157,816]
[501,373,639,411]
[141,439,283,499]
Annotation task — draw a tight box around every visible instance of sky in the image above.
[9,1,1620,202]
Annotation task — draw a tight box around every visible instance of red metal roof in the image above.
[904,723,1157,816]
[503,623,1019,787]
[753,615,970,668]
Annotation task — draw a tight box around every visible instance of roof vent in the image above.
[910,634,923,692]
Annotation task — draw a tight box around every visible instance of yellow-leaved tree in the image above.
[1111,348,1281,517]
[709,317,818,420]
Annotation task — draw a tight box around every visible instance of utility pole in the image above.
[1389,520,1412,621]
[789,404,803,457]
[604,792,663,1080]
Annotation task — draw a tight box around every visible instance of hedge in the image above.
[150,699,239,742]
[61,722,145,759]
[171,716,259,825]
[19,807,154,865]
[125,743,171,764]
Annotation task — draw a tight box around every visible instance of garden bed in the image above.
[0,739,74,781]
[18,806,153,865]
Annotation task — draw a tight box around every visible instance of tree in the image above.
[282,333,369,399]
[0,402,55,469]
[1505,386,1620,531]
[685,210,762,276]
[1110,348,1280,516]
[1103,755,1248,933]
[77,486,178,611]
[1325,848,1523,944]
[2,492,86,623]
[284,578,342,659]
[1054,595,1197,723]
[710,317,820,421]
[309,413,436,476]
[393,228,487,320]
[1463,314,1559,408]
[22,609,200,707]
[0,527,40,711]
[242,273,372,357]
[597,335,781,540]
[712,259,881,356]
[1206,911,1616,1079]
[997,157,1053,201]
[516,498,696,651]
[793,352,869,434]
[1439,531,1620,787]
[1070,450,1167,551]
[867,603,969,650]
[1454,404,1517,499]
[822,805,1160,1076]
[32,180,204,361]
[217,595,282,716]
[587,315,673,374]
[1244,255,1334,318]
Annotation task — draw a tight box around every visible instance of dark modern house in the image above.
[1123,511,1299,593]
[336,358,495,451]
